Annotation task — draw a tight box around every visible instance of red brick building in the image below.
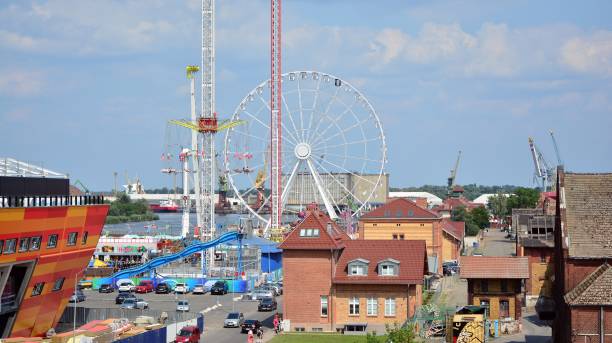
[280,208,428,333]
[551,169,612,342]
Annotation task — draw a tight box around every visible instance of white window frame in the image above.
[320,296,328,317]
[384,298,396,316]
[349,263,368,276]
[366,297,377,316]
[349,297,360,316]
[380,263,398,276]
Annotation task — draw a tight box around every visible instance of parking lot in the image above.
[69,289,283,343]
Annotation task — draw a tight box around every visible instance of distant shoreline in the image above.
[105,213,159,224]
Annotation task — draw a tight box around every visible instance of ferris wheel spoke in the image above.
[319,152,381,164]
[305,158,338,220]
[280,93,301,142]
[297,77,306,141]
[311,157,365,207]
[231,129,268,144]
[310,98,358,146]
[304,76,323,145]
[315,116,370,147]
[306,85,342,144]
[324,137,381,150]
[317,156,377,187]
[281,160,301,207]
[257,94,301,145]
[243,110,269,130]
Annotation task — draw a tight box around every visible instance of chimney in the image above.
[415,197,428,208]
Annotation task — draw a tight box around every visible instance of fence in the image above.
[0,195,105,208]
[57,306,200,328]
[409,303,456,340]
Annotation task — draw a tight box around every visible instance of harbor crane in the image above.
[549,130,563,167]
[447,150,462,197]
[528,137,554,192]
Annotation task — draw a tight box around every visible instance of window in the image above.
[299,229,319,237]
[499,300,510,318]
[81,231,89,245]
[67,232,78,246]
[32,282,45,296]
[384,210,391,217]
[30,236,42,251]
[395,223,401,227]
[47,234,58,248]
[373,223,378,227]
[4,239,16,254]
[0,240,4,254]
[52,277,65,291]
[480,280,488,293]
[420,223,425,227]
[399,234,405,240]
[480,298,490,308]
[349,264,368,276]
[294,327,305,332]
[18,237,30,252]
[540,251,546,263]
[384,298,396,316]
[349,297,360,315]
[396,210,402,217]
[408,210,414,217]
[320,296,328,317]
[392,234,398,240]
[380,264,398,276]
[501,280,508,293]
[367,297,378,316]
[311,328,323,332]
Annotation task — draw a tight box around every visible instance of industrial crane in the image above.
[549,130,563,167]
[447,150,462,197]
[528,137,554,192]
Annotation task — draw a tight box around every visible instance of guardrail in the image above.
[0,195,105,208]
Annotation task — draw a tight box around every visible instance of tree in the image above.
[384,322,416,343]
[488,192,508,218]
[470,206,490,230]
[506,187,540,209]
[451,206,468,222]
[452,205,489,236]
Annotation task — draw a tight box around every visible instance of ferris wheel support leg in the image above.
[306,158,338,220]
[281,160,301,207]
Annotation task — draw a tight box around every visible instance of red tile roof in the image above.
[278,209,349,250]
[564,263,612,306]
[333,240,427,285]
[459,256,529,279]
[442,219,465,241]
[360,198,440,220]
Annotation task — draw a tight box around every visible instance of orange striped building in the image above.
[0,203,108,337]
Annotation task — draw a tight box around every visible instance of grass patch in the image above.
[268,333,371,343]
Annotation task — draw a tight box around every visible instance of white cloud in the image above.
[0,69,44,96]
[561,30,612,76]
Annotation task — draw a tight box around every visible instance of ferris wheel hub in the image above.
[294,142,312,160]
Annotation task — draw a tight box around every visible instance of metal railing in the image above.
[0,195,105,208]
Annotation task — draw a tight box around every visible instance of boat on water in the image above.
[150,199,180,213]
[0,159,109,338]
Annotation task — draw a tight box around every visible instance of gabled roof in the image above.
[333,240,427,285]
[360,198,440,220]
[441,219,465,241]
[562,172,612,258]
[564,263,612,306]
[459,256,529,279]
[278,210,348,250]
[348,258,370,264]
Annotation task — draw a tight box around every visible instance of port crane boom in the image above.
[528,137,553,192]
[447,150,462,196]
[549,130,563,167]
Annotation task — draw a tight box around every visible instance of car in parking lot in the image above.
[257,297,277,311]
[135,280,154,293]
[223,312,244,328]
[155,283,170,294]
[192,284,206,295]
[69,290,86,303]
[266,282,282,295]
[175,325,201,343]
[115,292,135,304]
[176,300,190,312]
[251,288,274,300]
[120,298,149,310]
[78,280,93,289]
[99,283,114,293]
[260,284,280,296]
[210,281,228,295]
[174,283,189,294]
[241,319,262,333]
[118,282,135,293]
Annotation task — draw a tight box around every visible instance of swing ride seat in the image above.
[198,117,218,132]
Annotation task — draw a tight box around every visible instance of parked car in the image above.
[192,284,206,295]
[175,325,201,343]
[78,280,93,289]
[99,283,114,293]
[155,283,170,294]
[251,288,274,300]
[120,298,149,310]
[135,280,154,293]
[257,297,277,312]
[260,284,280,296]
[115,292,135,304]
[69,290,86,303]
[210,281,228,295]
[240,319,262,333]
[176,300,190,312]
[174,283,189,294]
[266,282,283,295]
[223,312,244,328]
[118,282,135,293]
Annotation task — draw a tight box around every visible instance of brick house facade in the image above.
[280,209,427,333]
[551,169,612,342]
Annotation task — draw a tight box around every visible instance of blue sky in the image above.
[1,0,611,190]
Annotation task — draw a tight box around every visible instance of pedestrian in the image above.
[247,329,254,343]
[256,327,264,343]
[273,314,279,334]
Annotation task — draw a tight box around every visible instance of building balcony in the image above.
[0,195,105,208]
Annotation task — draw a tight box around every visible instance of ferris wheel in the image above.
[223,71,387,226]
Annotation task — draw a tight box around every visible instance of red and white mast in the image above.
[270,0,282,231]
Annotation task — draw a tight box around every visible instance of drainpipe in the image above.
[330,248,334,333]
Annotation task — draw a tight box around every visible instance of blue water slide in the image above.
[111,231,242,279]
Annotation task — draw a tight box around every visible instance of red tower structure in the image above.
[270,0,282,231]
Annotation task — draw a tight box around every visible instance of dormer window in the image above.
[378,258,400,276]
[299,228,320,237]
[348,258,369,276]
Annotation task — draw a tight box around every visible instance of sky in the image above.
[1,0,611,191]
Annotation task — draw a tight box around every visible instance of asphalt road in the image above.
[71,289,282,343]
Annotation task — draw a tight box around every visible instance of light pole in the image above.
[73,267,86,340]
